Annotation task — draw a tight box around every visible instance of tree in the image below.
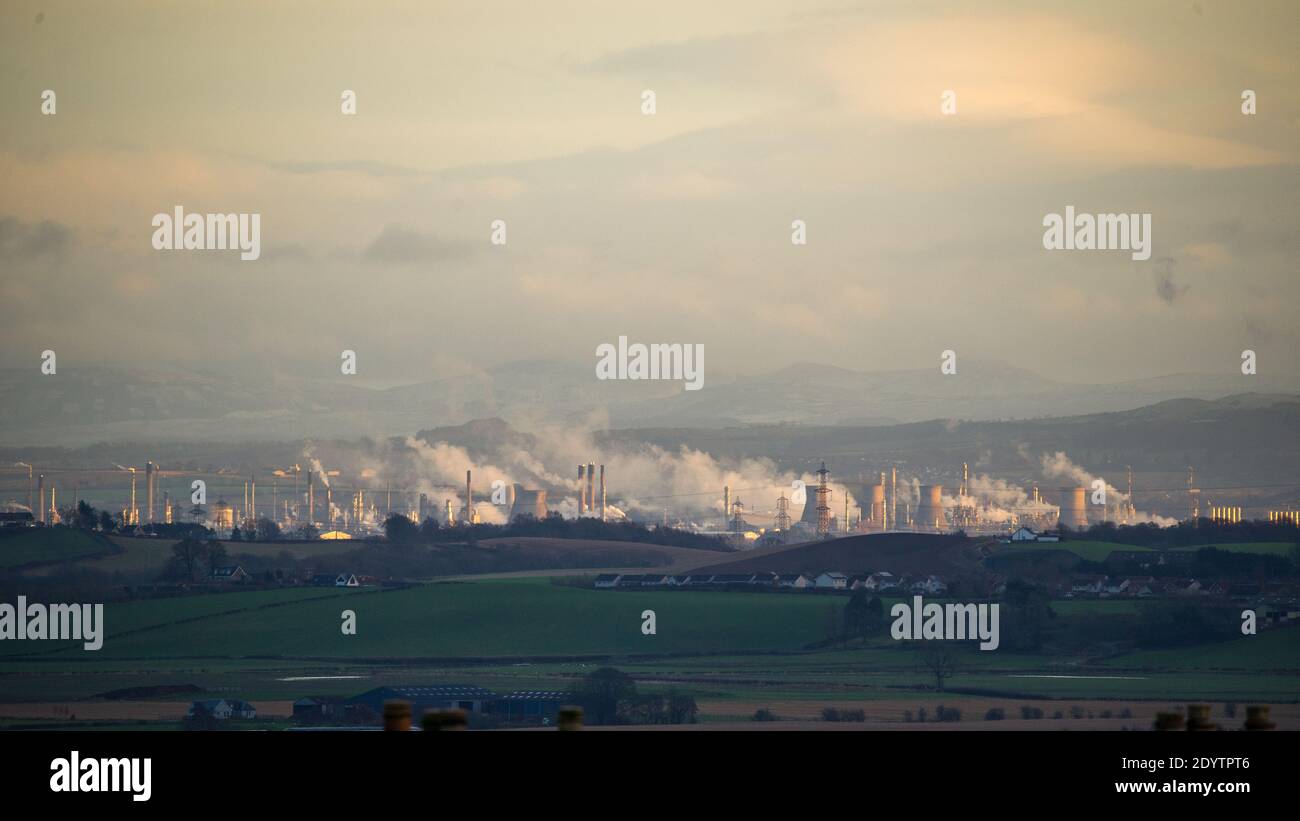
[98,510,116,533]
[919,646,960,692]
[296,524,319,541]
[843,590,885,639]
[170,537,209,582]
[206,541,228,572]
[255,518,281,542]
[384,513,419,544]
[418,516,441,542]
[75,500,98,530]
[567,667,637,725]
[230,526,243,542]
[1001,580,1054,652]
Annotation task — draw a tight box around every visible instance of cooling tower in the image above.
[868,483,886,525]
[509,483,548,521]
[914,484,946,531]
[1058,486,1088,529]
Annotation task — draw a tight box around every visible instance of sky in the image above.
[1,0,1297,387]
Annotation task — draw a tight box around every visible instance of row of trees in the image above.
[565,667,697,726]
[380,512,729,551]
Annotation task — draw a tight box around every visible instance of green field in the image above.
[9,579,843,660]
[2,578,1297,725]
[995,540,1295,563]
[0,528,110,569]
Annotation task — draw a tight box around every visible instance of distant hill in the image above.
[3,358,1297,446]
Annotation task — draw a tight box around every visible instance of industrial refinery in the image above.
[8,447,1293,548]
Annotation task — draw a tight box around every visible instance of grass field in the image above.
[0,528,110,569]
[3,578,846,660]
[995,540,1296,563]
[2,577,1296,728]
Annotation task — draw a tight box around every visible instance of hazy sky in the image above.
[2,0,1297,385]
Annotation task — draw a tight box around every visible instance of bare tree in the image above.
[919,647,960,692]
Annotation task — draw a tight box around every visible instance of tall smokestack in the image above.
[36,473,45,524]
[146,462,156,523]
[250,475,256,524]
[599,464,606,521]
[465,469,473,524]
[307,470,315,524]
[724,486,731,528]
[326,487,333,528]
[587,462,595,513]
[890,467,897,530]
[577,465,586,515]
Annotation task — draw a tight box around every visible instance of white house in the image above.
[776,574,813,589]
[1009,527,1038,542]
[593,574,621,589]
[814,572,848,590]
[908,575,947,595]
[862,572,899,591]
[335,573,359,587]
[187,699,256,720]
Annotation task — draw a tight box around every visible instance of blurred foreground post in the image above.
[558,706,583,731]
[383,700,412,731]
[1244,705,1275,730]
[1186,704,1217,731]
[422,709,468,731]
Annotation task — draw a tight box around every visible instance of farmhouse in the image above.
[187,699,256,720]
[292,696,345,723]
[814,572,848,590]
[348,685,498,716]
[488,691,568,726]
[208,565,248,583]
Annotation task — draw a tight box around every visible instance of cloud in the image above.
[0,217,73,259]
[1153,257,1189,305]
[362,225,475,265]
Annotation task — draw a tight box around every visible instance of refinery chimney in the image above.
[577,465,586,515]
[464,469,474,524]
[586,462,595,513]
[146,461,156,523]
[1058,486,1088,529]
[307,470,315,525]
[36,473,45,524]
[724,486,731,528]
[599,464,606,521]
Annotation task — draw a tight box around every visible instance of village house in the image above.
[209,565,248,584]
[776,574,813,589]
[187,699,257,720]
[814,572,848,590]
